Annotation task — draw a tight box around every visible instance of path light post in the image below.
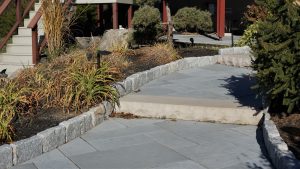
[96,50,111,69]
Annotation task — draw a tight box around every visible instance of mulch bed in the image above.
[2,45,218,145]
[271,114,300,160]
[109,112,140,119]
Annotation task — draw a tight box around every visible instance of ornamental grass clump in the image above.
[41,0,72,58]
[0,50,119,143]
[0,79,30,143]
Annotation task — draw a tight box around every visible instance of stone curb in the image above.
[0,102,112,169]
[263,112,300,169]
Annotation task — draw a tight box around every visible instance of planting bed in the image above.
[1,45,218,146]
[272,114,300,160]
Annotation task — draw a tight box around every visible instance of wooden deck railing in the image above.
[0,0,73,65]
[0,0,36,50]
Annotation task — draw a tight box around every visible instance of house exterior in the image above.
[86,0,254,38]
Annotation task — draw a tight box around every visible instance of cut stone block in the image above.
[59,115,85,142]
[11,135,43,165]
[89,104,105,125]
[37,125,66,153]
[103,101,114,118]
[0,144,13,169]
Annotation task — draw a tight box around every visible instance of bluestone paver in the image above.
[13,118,273,169]
[58,138,96,157]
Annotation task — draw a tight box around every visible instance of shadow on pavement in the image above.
[245,126,274,169]
[221,74,263,112]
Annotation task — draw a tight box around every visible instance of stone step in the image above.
[0,53,33,64]
[0,62,34,77]
[117,95,263,125]
[12,35,32,45]
[6,44,32,55]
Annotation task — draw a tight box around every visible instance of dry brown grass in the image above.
[41,0,72,58]
[147,43,181,65]
[14,49,119,113]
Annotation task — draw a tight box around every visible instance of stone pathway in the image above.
[13,118,273,169]
[12,64,273,169]
[118,64,263,125]
[173,34,241,46]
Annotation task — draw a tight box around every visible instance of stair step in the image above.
[35,3,41,11]
[6,44,32,54]
[24,18,43,28]
[0,62,34,77]
[29,11,37,19]
[18,27,44,36]
[12,35,32,45]
[0,53,32,64]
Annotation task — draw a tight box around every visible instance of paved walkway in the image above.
[173,34,241,46]
[14,118,273,169]
[118,64,263,125]
[13,64,273,169]
[127,64,260,108]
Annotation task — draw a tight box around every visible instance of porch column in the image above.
[113,3,118,29]
[128,5,132,28]
[162,0,167,28]
[217,0,225,39]
[96,4,103,27]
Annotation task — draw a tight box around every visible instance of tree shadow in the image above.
[242,126,275,169]
[220,74,263,112]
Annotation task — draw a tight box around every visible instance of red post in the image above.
[128,5,132,28]
[97,4,103,27]
[32,26,39,64]
[217,0,225,39]
[112,3,118,29]
[162,0,167,28]
[15,0,21,23]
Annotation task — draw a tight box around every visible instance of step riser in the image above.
[24,19,43,28]
[12,36,32,45]
[18,28,44,36]
[0,55,32,64]
[0,64,33,77]
[6,45,32,55]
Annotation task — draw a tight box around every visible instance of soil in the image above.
[271,114,300,160]
[121,46,219,78]
[109,112,140,119]
[178,47,219,58]
[11,108,83,142]
[2,45,219,145]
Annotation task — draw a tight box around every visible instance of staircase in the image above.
[0,2,44,76]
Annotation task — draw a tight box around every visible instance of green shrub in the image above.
[236,22,259,47]
[173,7,213,33]
[252,0,300,114]
[132,6,162,44]
[135,0,159,6]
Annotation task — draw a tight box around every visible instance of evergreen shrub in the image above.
[132,6,162,44]
[253,0,300,113]
[173,7,213,33]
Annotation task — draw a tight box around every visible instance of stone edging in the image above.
[0,102,114,169]
[0,49,253,169]
[263,112,300,169]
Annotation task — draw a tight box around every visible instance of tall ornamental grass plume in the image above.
[41,0,72,58]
